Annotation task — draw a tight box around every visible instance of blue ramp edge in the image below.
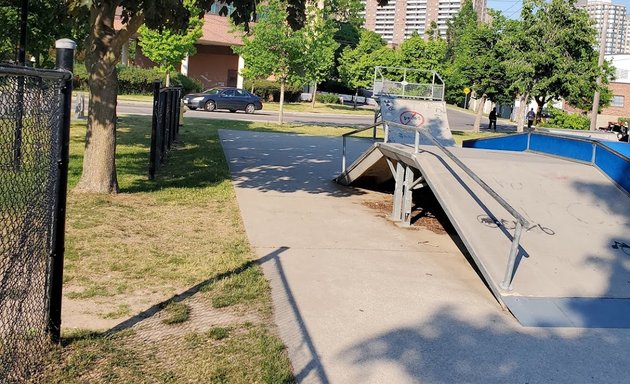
[503,297,630,328]
[463,134,630,195]
[463,133,528,151]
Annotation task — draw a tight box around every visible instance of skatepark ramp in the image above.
[337,122,630,328]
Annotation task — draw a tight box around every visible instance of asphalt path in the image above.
[115,99,517,132]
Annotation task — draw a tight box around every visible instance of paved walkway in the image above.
[220,129,630,384]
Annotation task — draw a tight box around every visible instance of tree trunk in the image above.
[310,82,317,109]
[74,5,144,193]
[535,96,546,125]
[515,93,528,133]
[473,94,487,132]
[278,80,285,124]
[165,71,171,87]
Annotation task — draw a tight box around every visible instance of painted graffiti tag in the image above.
[400,111,424,127]
[476,215,555,236]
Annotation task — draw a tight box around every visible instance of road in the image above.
[115,99,516,132]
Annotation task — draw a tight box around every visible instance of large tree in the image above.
[338,29,388,108]
[301,4,339,108]
[506,0,608,129]
[70,0,306,193]
[233,0,305,124]
[449,1,509,131]
[138,0,203,86]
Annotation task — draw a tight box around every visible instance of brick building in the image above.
[129,13,245,90]
[564,54,630,127]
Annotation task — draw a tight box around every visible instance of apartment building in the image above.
[577,0,627,54]
[361,0,485,45]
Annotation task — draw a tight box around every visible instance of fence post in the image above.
[149,81,160,180]
[48,38,75,343]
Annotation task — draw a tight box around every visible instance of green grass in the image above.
[161,301,190,325]
[263,101,375,115]
[40,115,300,383]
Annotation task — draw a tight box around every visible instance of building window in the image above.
[612,95,625,107]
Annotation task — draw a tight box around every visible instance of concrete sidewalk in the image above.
[220,129,630,384]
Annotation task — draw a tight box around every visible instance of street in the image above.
[115,99,516,132]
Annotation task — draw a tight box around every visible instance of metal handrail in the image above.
[387,121,529,290]
[341,122,382,173]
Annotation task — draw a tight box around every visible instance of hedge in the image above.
[243,79,302,102]
[540,107,590,130]
[72,65,202,95]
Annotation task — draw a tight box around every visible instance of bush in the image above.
[117,66,163,94]
[318,79,354,95]
[540,107,590,130]
[72,65,202,95]
[171,72,203,94]
[243,79,302,102]
[618,117,630,125]
[315,93,341,104]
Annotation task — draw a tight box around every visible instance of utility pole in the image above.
[591,10,608,131]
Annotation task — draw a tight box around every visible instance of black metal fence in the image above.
[0,43,73,382]
[149,81,182,179]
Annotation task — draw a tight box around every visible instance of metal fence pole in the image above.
[149,81,160,179]
[48,38,75,343]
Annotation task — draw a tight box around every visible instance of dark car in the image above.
[182,87,263,113]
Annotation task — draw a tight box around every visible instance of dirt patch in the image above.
[362,191,448,235]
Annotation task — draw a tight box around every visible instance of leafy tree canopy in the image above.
[138,0,203,85]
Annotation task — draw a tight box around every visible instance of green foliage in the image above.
[618,117,630,125]
[504,0,606,113]
[338,29,387,91]
[138,0,203,84]
[316,93,341,104]
[233,0,306,84]
[171,72,203,94]
[73,66,201,94]
[396,32,447,77]
[300,5,340,86]
[161,301,190,325]
[445,5,509,105]
[243,79,302,102]
[540,107,590,130]
[0,0,87,66]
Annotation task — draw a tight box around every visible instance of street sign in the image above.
[464,87,470,94]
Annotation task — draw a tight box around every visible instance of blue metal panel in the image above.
[462,134,528,151]
[529,134,594,162]
[601,141,630,158]
[595,146,630,194]
[504,296,630,328]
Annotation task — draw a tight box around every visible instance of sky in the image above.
[487,0,630,20]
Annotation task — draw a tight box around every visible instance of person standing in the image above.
[526,108,536,130]
[488,107,497,131]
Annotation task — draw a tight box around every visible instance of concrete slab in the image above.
[220,130,630,383]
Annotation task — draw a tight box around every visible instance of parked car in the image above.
[182,87,263,113]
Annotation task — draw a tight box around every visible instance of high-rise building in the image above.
[361,0,485,45]
[577,0,627,54]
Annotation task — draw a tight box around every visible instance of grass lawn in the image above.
[262,101,375,115]
[37,115,493,382]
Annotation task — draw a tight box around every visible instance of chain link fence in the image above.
[0,64,70,382]
[149,81,182,179]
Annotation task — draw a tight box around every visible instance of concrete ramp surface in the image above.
[343,141,630,328]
